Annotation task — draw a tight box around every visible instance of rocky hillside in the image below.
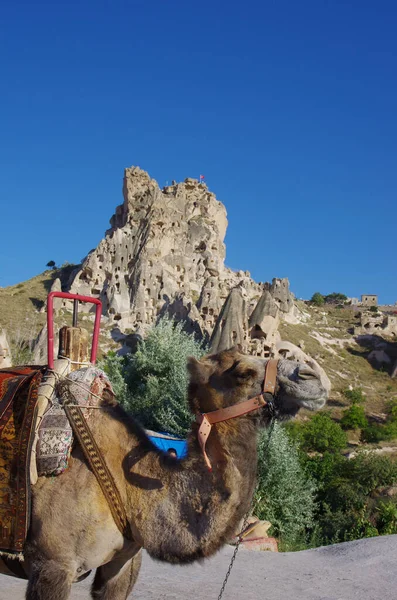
[1,165,396,423]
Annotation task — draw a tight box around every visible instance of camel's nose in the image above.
[297,365,318,380]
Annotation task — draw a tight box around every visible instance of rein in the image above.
[196,359,279,470]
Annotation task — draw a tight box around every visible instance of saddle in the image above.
[0,361,113,559]
[0,366,47,557]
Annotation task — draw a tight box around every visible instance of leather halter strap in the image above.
[196,359,279,471]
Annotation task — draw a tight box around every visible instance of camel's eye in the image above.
[230,360,257,381]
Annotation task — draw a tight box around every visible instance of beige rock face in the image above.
[65,166,322,377]
[354,310,397,337]
[69,167,231,336]
[0,329,11,368]
[69,167,295,339]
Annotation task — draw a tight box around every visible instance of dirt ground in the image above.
[1,535,397,600]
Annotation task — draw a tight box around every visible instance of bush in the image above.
[340,405,368,430]
[387,399,397,422]
[377,500,397,535]
[361,423,388,443]
[361,409,397,443]
[305,450,397,544]
[310,292,325,306]
[300,413,347,453]
[99,351,128,402]
[343,387,365,404]
[254,423,317,550]
[324,292,347,304]
[101,317,206,437]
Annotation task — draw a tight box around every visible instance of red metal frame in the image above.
[47,292,102,369]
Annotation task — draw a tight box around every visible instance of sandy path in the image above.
[1,535,397,600]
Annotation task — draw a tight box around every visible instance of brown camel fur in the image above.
[1,348,328,599]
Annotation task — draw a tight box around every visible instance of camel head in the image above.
[187,347,328,423]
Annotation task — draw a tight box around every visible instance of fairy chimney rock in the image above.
[210,285,248,353]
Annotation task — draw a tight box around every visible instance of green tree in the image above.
[254,423,317,550]
[310,292,325,306]
[101,317,206,437]
[46,260,56,269]
[324,292,347,304]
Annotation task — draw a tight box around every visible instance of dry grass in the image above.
[0,266,86,362]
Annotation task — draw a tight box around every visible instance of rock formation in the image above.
[354,310,397,337]
[45,165,325,379]
[68,167,296,346]
[0,330,11,368]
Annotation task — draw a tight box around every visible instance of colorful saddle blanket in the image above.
[0,366,46,557]
[36,367,113,477]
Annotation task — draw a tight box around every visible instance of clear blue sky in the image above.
[1,0,396,303]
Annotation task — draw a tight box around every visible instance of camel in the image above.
[1,347,328,599]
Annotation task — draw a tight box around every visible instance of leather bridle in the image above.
[196,359,279,470]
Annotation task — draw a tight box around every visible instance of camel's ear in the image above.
[187,356,213,386]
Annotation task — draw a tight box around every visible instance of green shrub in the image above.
[310,292,325,306]
[340,405,368,430]
[254,423,317,550]
[101,317,206,436]
[377,500,397,535]
[305,450,397,544]
[300,413,347,453]
[343,387,365,404]
[99,351,128,402]
[387,398,397,422]
[324,292,347,304]
[361,423,388,443]
[362,421,397,443]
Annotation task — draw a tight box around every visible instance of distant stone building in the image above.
[361,294,378,307]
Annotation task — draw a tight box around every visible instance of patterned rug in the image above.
[0,367,46,557]
[37,367,114,477]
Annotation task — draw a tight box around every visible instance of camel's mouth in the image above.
[267,373,328,420]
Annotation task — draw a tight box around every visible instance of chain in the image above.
[216,507,251,600]
[216,415,276,600]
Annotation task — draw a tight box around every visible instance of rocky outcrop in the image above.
[0,330,11,368]
[68,167,297,348]
[69,167,230,335]
[354,310,397,337]
[210,284,249,352]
